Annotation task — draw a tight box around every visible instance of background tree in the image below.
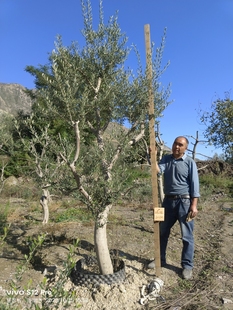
[186,131,209,160]
[18,0,171,275]
[201,93,233,162]
[0,112,15,190]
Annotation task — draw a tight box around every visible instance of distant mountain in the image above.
[0,83,32,116]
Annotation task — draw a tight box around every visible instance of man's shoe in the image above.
[147,260,166,269]
[182,268,193,280]
[161,261,167,268]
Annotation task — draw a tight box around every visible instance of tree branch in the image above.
[128,122,145,146]
[72,121,80,164]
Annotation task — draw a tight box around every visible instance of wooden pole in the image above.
[144,24,162,276]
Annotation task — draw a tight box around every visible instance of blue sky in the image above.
[1,0,232,158]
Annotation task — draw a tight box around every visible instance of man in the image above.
[148,136,200,280]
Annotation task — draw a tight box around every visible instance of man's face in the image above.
[172,137,188,159]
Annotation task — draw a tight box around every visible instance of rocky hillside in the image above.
[196,159,233,177]
[0,83,32,116]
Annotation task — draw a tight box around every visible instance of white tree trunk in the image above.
[40,188,50,224]
[157,144,164,205]
[94,204,113,275]
[158,174,164,205]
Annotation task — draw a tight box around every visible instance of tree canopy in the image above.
[201,94,233,161]
[14,0,171,274]
[18,0,171,203]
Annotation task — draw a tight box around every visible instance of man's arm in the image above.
[189,159,200,219]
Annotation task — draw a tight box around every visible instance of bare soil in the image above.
[0,194,233,309]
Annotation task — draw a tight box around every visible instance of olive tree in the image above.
[0,113,15,190]
[22,0,170,274]
[201,94,233,161]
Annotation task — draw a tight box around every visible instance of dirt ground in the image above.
[0,194,233,310]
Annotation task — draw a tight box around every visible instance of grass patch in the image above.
[199,174,233,198]
[0,204,11,243]
[0,204,10,233]
[54,207,93,223]
[108,213,127,225]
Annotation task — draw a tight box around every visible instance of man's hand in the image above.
[189,198,198,219]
